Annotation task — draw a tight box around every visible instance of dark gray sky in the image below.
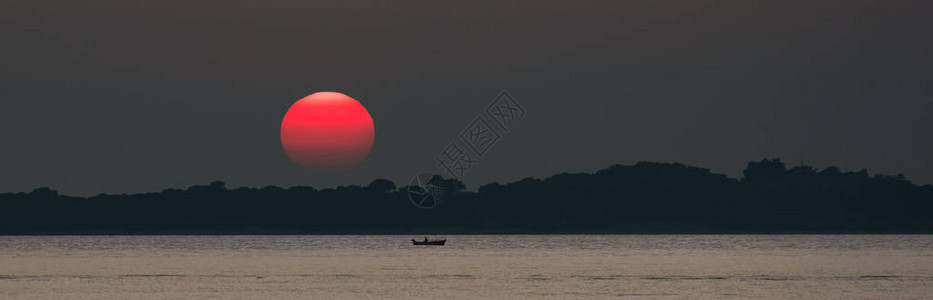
[2,0,931,196]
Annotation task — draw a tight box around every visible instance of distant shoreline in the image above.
[2,158,931,235]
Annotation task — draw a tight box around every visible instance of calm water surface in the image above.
[1,235,931,299]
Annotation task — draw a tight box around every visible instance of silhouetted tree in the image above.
[367,179,397,193]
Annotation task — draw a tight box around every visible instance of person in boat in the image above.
[424,236,428,243]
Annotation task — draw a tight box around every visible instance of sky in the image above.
[1,0,931,196]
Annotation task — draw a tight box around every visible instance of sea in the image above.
[1,235,931,299]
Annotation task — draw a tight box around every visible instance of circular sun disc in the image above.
[280,92,375,171]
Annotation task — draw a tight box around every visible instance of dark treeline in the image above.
[1,159,931,234]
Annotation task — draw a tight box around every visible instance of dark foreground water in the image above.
[1,235,931,299]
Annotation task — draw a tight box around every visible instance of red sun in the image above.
[280,92,375,171]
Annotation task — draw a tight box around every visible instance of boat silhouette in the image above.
[412,237,446,246]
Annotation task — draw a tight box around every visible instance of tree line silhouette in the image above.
[1,158,930,234]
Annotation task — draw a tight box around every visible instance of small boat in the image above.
[412,237,446,246]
